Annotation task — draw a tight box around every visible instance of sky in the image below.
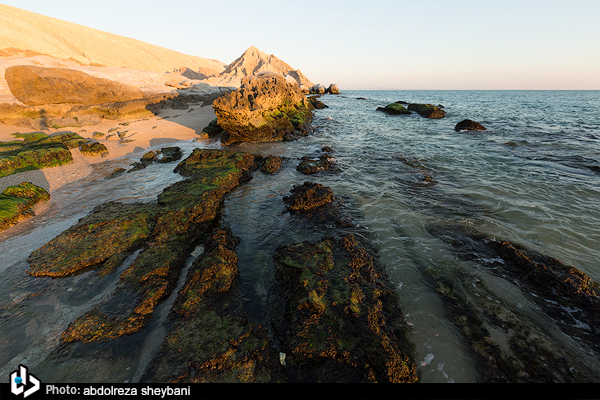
[2,0,600,90]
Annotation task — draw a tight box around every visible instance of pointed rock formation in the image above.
[203,46,314,88]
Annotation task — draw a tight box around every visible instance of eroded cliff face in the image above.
[212,72,313,145]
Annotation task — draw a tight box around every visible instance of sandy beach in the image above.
[0,103,217,194]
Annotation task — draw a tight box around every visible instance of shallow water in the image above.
[1,90,599,383]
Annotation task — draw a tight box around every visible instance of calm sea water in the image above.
[1,90,599,383]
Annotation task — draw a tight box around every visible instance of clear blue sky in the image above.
[3,0,600,89]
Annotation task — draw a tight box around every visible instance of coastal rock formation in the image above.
[455,119,487,131]
[141,227,284,383]
[309,84,326,95]
[377,103,411,115]
[0,132,82,178]
[426,223,600,382]
[407,103,446,119]
[0,182,50,232]
[128,147,183,172]
[283,181,334,213]
[5,65,144,106]
[296,155,335,175]
[79,141,108,157]
[327,84,340,94]
[270,234,418,382]
[307,96,328,109]
[213,73,313,145]
[202,46,313,88]
[27,149,262,343]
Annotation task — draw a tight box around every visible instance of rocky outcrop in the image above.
[0,182,50,232]
[79,142,108,157]
[27,149,263,343]
[213,73,313,145]
[202,46,314,88]
[283,181,334,213]
[296,155,335,175]
[307,96,328,109]
[270,234,418,382]
[0,132,83,178]
[327,84,340,94]
[455,119,487,131]
[407,103,446,119]
[5,65,144,106]
[377,103,411,115]
[426,223,600,382]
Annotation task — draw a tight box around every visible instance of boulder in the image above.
[5,65,145,106]
[407,103,446,119]
[283,181,334,213]
[327,84,340,94]
[79,141,108,157]
[212,73,313,144]
[309,84,326,94]
[377,103,411,115]
[0,182,50,232]
[455,119,487,131]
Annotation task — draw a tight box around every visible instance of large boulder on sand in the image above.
[5,65,144,106]
[212,72,313,144]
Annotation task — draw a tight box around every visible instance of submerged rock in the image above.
[128,146,183,172]
[455,119,487,131]
[407,103,446,119]
[426,223,600,382]
[213,73,313,145]
[270,234,418,382]
[296,155,335,175]
[258,155,284,174]
[5,65,144,106]
[0,182,50,232]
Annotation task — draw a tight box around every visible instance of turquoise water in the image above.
[1,90,599,383]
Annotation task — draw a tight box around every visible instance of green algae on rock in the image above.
[79,141,109,157]
[27,148,261,343]
[0,132,89,178]
[407,103,446,119]
[213,73,313,145]
[142,227,285,383]
[0,182,50,232]
[377,103,411,115]
[270,234,418,382]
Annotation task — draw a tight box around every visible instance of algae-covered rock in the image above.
[258,155,283,174]
[296,154,334,175]
[455,119,487,131]
[377,103,411,115]
[283,181,334,213]
[426,223,600,382]
[407,103,446,118]
[28,148,260,343]
[80,141,108,157]
[0,182,50,232]
[213,73,313,144]
[307,96,328,109]
[141,227,285,383]
[270,234,418,382]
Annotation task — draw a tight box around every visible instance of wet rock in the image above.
[27,149,261,343]
[0,182,50,232]
[258,155,283,174]
[141,227,284,383]
[426,223,600,382]
[107,167,126,178]
[455,119,487,131]
[200,118,224,138]
[283,181,334,213]
[270,234,418,382]
[377,103,411,115]
[5,65,144,106]
[79,141,108,157]
[128,147,183,172]
[307,95,328,109]
[213,73,313,145]
[309,84,326,95]
[407,103,446,119]
[296,155,334,175]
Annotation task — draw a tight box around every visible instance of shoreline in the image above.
[0,104,217,194]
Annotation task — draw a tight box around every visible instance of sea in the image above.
[1,90,599,383]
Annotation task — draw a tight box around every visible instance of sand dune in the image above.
[0,4,226,74]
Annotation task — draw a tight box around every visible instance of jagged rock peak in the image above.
[203,46,314,89]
